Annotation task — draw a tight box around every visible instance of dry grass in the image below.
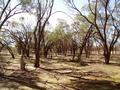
[0,53,120,90]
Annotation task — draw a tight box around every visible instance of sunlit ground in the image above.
[0,52,120,90]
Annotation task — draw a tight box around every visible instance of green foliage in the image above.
[88,13,94,22]
[47,20,68,42]
[74,14,91,34]
[47,28,65,42]
[20,0,31,5]
[45,20,72,44]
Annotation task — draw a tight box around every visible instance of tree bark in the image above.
[44,50,48,58]
[20,50,26,70]
[20,55,26,70]
[44,45,49,58]
[72,49,75,61]
[78,47,84,65]
[7,46,15,59]
[34,49,40,67]
[104,50,111,64]
[26,48,30,57]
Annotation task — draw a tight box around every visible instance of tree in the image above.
[33,0,54,67]
[65,0,120,64]
[75,15,94,58]
[8,21,32,70]
[52,19,72,56]
[43,31,54,58]
[0,39,15,58]
[70,13,94,64]
[0,0,30,59]
[0,0,25,30]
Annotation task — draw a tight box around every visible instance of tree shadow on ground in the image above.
[28,67,120,90]
[84,59,103,64]
[67,77,120,90]
[108,63,120,67]
[0,71,46,90]
[38,64,120,90]
[43,74,120,90]
[0,53,120,90]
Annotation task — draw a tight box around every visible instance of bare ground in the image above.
[0,53,120,90]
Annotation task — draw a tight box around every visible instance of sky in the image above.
[48,0,115,28]
[49,0,87,28]
[5,0,116,29]
[9,0,87,29]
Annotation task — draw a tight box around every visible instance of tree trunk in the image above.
[85,50,90,58]
[85,46,90,58]
[44,50,48,58]
[104,50,111,64]
[7,47,15,59]
[20,50,26,70]
[17,45,22,55]
[78,47,84,65]
[50,49,52,59]
[34,49,40,67]
[72,49,75,61]
[26,48,30,57]
[44,47,48,58]
[72,40,77,61]
[0,45,5,52]
[20,55,26,70]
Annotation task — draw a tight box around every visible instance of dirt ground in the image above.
[0,53,120,90]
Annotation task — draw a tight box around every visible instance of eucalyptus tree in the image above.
[33,0,54,67]
[8,20,32,70]
[44,32,55,57]
[16,0,54,67]
[0,0,30,30]
[70,12,94,64]
[0,0,31,59]
[51,22,66,55]
[65,0,120,64]
[52,19,73,56]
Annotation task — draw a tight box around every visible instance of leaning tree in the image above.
[65,0,120,64]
